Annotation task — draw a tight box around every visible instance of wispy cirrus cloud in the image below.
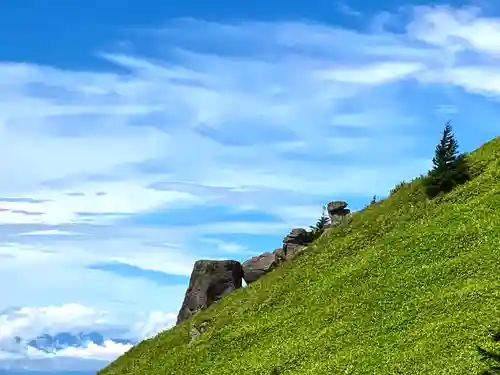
[88,261,190,285]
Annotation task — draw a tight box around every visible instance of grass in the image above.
[99,137,500,375]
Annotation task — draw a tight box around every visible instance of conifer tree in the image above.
[310,206,330,231]
[432,121,458,169]
[423,121,471,198]
[310,206,330,239]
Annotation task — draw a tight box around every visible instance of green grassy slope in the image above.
[100,137,500,375]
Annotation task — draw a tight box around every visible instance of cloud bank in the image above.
[0,304,176,370]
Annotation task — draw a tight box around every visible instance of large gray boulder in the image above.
[176,260,243,325]
[327,201,350,226]
[283,228,314,259]
[242,252,278,284]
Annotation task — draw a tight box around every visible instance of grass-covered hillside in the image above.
[100,137,500,375]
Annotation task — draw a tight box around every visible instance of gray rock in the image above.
[327,201,347,212]
[242,252,278,284]
[327,201,350,226]
[283,228,314,259]
[284,243,307,259]
[176,260,243,325]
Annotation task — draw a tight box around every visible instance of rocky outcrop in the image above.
[283,228,314,259]
[242,252,279,285]
[176,260,243,325]
[241,228,316,285]
[241,247,288,285]
[242,228,314,284]
[176,201,351,322]
[327,201,350,226]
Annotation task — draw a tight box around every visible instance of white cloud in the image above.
[0,180,203,225]
[55,340,133,361]
[201,238,249,254]
[0,304,112,341]
[0,12,437,315]
[0,304,175,359]
[0,340,133,370]
[407,5,500,96]
[335,0,362,17]
[434,104,458,115]
[0,242,192,314]
[0,15,440,231]
[318,62,426,84]
[2,5,500,371]
[196,221,290,236]
[408,5,500,54]
[420,66,500,97]
[18,229,79,236]
[133,311,177,339]
[0,303,176,370]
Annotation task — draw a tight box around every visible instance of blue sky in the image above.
[1,0,500,371]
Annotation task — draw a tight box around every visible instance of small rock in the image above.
[327,201,347,212]
[189,321,209,343]
[242,252,278,284]
[327,201,350,226]
[283,228,314,259]
[284,244,307,259]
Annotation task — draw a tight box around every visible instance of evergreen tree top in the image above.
[310,206,330,231]
[432,121,459,170]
